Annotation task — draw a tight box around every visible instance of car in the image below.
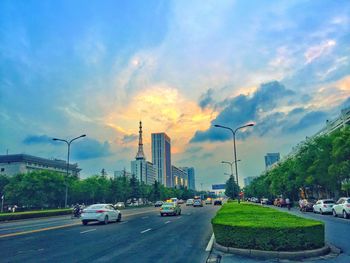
[299,198,316,212]
[193,199,203,207]
[160,202,181,216]
[81,204,121,225]
[205,198,212,205]
[332,197,350,219]
[154,201,164,207]
[186,199,194,206]
[260,198,271,205]
[214,199,222,205]
[114,202,125,209]
[178,199,184,204]
[313,199,335,214]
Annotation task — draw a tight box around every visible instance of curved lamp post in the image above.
[214,123,254,203]
[52,134,86,207]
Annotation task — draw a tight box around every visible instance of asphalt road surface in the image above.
[0,205,220,263]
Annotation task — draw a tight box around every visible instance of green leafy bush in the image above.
[212,203,324,251]
[0,209,72,221]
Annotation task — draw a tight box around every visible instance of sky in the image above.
[0,0,349,190]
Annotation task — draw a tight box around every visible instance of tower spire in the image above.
[135,121,145,160]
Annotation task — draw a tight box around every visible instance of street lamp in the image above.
[214,123,254,203]
[52,134,86,207]
[221,160,241,179]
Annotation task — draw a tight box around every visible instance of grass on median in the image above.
[212,202,324,251]
[0,209,72,221]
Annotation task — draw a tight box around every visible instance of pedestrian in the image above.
[285,198,291,210]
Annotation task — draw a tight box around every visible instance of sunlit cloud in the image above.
[304,40,336,64]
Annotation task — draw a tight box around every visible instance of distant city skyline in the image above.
[1,1,349,189]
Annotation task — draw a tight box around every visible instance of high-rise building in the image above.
[151,133,172,187]
[264,153,280,169]
[180,167,195,190]
[131,121,157,185]
[244,176,257,187]
[172,165,188,188]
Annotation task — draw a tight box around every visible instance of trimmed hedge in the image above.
[212,203,324,251]
[0,209,72,221]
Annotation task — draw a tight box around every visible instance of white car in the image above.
[81,204,122,225]
[332,197,350,219]
[186,199,194,206]
[313,199,335,214]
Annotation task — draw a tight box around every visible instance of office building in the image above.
[265,153,280,169]
[172,165,188,188]
[151,132,172,187]
[180,167,196,190]
[244,176,257,187]
[0,154,81,177]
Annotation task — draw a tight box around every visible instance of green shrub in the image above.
[0,209,72,221]
[212,203,324,251]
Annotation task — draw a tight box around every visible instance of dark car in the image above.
[214,199,222,205]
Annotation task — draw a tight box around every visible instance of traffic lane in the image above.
[85,204,220,263]
[0,204,219,263]
[0,206,157,236]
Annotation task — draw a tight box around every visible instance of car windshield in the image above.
[323,200,334,204]
[87,205,105,209]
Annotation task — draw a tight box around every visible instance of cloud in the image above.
[23,135,56,145]
[72,138,112,160]
[122,134,138,144]
[199,88,215,109]
[304,40,336,64]
[191,81,294,142]
[285,111,328,133]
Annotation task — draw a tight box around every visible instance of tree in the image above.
[225,175,239,199]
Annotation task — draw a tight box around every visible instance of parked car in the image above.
[260,198,272,205]
[160,202,181,216]
[81,204,121,225]
[250,197,259,203]
[154,201,164,207]
[186,199,194,206]
[193,199,203,207]
[178,199,184,204]
[205,198,212,205]
[214,199,222,206]
[313,199,335,214]
[332,197,350,219]
[299,198,316,212]
[114,202,125,209]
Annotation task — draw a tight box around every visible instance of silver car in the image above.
[81,204,122,225]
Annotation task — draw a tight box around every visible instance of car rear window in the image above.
[323,200,334,204]
[347,199,350,203]
[88,205,105,209]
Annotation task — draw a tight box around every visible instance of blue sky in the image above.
[0,0,349,189]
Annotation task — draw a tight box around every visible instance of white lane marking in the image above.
[119,221,128,224]
[80,229,96,234]
[176,216,182,219]
[141,216,149,219]
[205,233,215,252]
[140,228,152,234]
[165,221,171,224]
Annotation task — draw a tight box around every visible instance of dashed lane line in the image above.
[140,228,152,234]
[80,229,96,234]
[164,221,171,224]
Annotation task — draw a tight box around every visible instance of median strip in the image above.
[140,228,151,234]
[206,233,215,252]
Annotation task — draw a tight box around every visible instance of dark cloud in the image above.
[285,111,327,133]
[122,134,138,144]
[23,135,56,145]
[72,139,112,160]
[191,81,294,142]
[199,88,215,109]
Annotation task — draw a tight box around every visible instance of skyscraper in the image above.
[264,153,280,169]
[180,167,195,190]
[151,133,172,187]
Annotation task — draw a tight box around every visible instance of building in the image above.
[114,170,132,178]
[264,153,280,169]
[212,184,226,196]
[151,132,172,187]
[172,165,188,188]
[130,121,157,185]
[180,167,195,190]
[0,154,81,177]
[244,176,257,187]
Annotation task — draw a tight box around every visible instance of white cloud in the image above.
[304,40,336,64]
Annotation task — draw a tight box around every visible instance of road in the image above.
[214,205,350,263]
[0,204,220,263]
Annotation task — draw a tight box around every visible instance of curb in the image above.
[214,242,333,260]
